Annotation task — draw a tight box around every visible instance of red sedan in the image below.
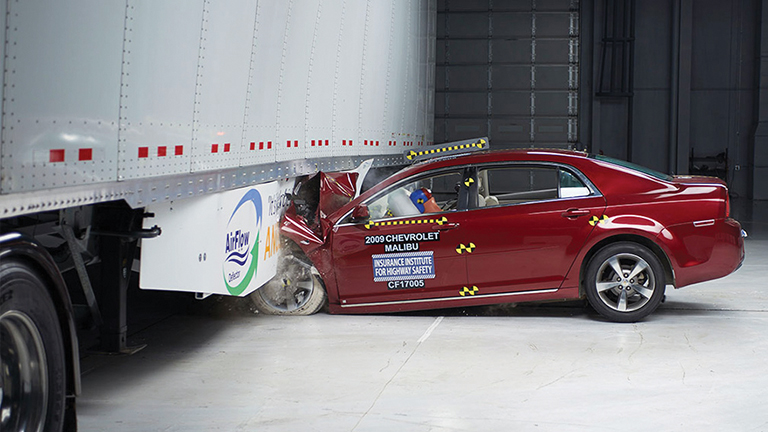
[251,138,746,322]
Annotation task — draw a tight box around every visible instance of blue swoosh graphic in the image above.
[228,189,262,228]
[227,250,249,260]
[226,250,249,266]
[227,257,249,266]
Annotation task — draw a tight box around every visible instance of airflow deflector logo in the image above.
[223,189,262,295]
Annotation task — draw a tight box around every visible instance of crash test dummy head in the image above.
[409,188,441,213]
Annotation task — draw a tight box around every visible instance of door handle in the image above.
[561,208,590,219]
[432,222,460,230]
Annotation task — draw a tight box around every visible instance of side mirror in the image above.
[351,204,370,222]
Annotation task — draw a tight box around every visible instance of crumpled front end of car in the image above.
[278,171,360,297]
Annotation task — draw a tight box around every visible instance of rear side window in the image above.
[476,165,591,208]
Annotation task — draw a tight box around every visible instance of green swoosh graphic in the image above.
[225,232,259,296]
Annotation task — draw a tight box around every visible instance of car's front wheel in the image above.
[584,242,666,322]
[249,255,327,316]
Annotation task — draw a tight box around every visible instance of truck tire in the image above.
[1,260,67,432]
[250,262,327,316]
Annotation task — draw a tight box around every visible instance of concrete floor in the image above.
[77,209,768,432]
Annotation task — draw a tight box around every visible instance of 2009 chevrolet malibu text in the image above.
[249,138,746,322]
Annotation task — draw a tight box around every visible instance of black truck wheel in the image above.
[1,260,67,432]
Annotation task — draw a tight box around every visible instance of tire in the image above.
[584,242,666,323]
[1,261,67,432]
[249,257,327,316]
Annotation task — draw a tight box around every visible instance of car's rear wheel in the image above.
[249,256,327,316]
[585,242,665,322]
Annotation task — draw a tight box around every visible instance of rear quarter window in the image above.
[591,154,673,181]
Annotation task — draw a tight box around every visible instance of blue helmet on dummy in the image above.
[409,188,433,213]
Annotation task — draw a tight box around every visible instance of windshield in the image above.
[591,154,673,181]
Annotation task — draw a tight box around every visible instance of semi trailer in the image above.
[0,1,435,430]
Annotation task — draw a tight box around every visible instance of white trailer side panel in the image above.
[0,1,125,192]
[331,0,367,157]
[275,0,319,162]
[425,0,437,145]
[0,0,6,158]
[118,0,202,180]
[240,1,290,168]
[387,0,409,148]
[402,0,423,147]
[357,0,392,156]
[191,0,258,173]
[1,0,435,214]
[304,0,344,160]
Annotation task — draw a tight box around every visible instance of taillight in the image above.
[725,192,731,218]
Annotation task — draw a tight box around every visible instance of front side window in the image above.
[475,165,592,208]
[365,170,464,220]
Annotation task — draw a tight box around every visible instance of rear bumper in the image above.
[734,229,748,271]
[668,218,745,288]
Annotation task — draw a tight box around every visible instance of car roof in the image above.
[334,147,676,226]
[406,148,592,172]
[362,148,596,197]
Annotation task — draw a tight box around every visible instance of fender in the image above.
[0,232,81,397]
[279,203,340,302]
[561,213,674,291]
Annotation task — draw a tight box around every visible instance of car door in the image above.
[330,167,472,307]
[461,163,606,294]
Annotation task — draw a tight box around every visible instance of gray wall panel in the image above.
[536,0,579,11]
[535,39,571,64]
[633,0,671,90]
[535,92,571,116]
[691,0,734,89]
[434,92,446,117]
[494,13,535,38]
[534,118,569,143]
[492,66,532,90]
[493,92,534,116]
[599,100,629,160]
[534,13,573,37]
[447,120,488,139]
[631,90,671,172]
[444,93,488,117]
[440,14,488,38]
[494,39,534,63]
[436,1,578,149]
[447,66,490,90]
[536,66,571,89]
[438,0,491,12]
[492,121,531,143]
[690,91,730,157]
[437,40,489,64]
[588,0,758,198]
